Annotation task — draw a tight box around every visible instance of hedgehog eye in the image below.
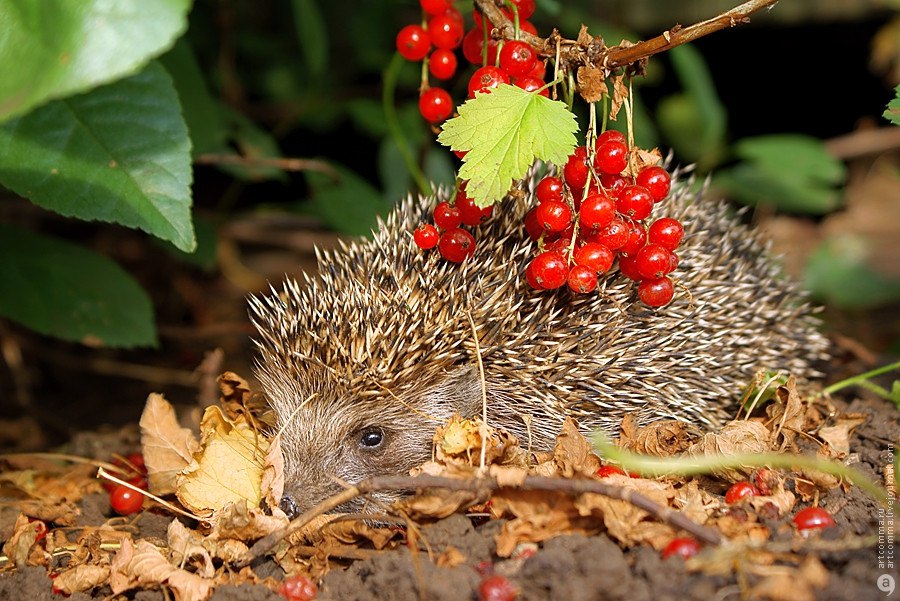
[358,426,385,450]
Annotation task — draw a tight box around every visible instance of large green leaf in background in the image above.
[0,62,196,251]
[306,164,392,236]
[0,225,157,347]
[0,0,192,120]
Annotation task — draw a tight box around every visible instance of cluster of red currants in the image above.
[523,130,683,307]
[395,0,543,124]
[413,186,491,262]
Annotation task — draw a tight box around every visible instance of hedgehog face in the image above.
[270,364,484,517]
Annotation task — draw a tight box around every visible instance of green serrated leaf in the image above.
[0,224,157,347]
[438,84,578,207]
[0,61,195,251]
[0,0,191,121]
[884,84,900,126]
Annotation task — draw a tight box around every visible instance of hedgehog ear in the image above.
[438,363,485,419]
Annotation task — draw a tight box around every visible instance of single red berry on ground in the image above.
[278,574,318,601]
[396,25,431,61]
[478,574,518,601]
[661,537,701,560]
[109,485,143,515]
[793,507,836,531]
[414,223,440,249]
[725,481,760,504]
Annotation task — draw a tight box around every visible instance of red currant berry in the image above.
[420,0,452,15]
[661,537,701,560]
[636,165,672,202]
[647,217,684,250]
[512,76,548,96]
[508,0,536,19]
[418,87,453,123]
[593,217,629,250]
[578,194,616,231]
[536,200,572,233]
[456,189,493,226]
[574,242,614,274]
[600,173,628,197]
[668,251,679,272]
[453,150,467,160]
[620,221,647,256]
[536,176,564,204]
[595,141,628,175]
[433,201,462,229]
[616,185,654,221]
[498,40,536,77]
[278,574,318,601]
[526,57,545,79]
[125,453,146,473]
[596,465,626,477]
[725,481,760,504]
[596,129,626,146]
[521,21,538,36]
[523,207,543,240]
[468,66,509,98]
[438,228,476,262]
[634,244,674,279]
[462,27,499,65]
[428,49,458,80]
[478,574,518,601]
[793,507,836,531]
[544,235,572,256]
[567,265,598,294]
[617,256,643,281]
[109,485,143,515]
[563,146,590,190]
[638,277,675,307]
[414,223,439,249]
[428,10,464,50]
[524,261,542,289]
[529,251,568,289]
[396,25,431,61]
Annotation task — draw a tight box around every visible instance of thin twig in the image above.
[194,154,340,179]
[237,472,723,566]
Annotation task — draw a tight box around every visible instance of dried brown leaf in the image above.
[619,419,701,456]
[52,563,110,595]
[553,418,601,477]
[685,420,771,481]
[435,545,467,568]
[577,66,605,103]
[609,73,628,121]
[817,414,867,457]
[211,501,289,542]
[492,490,591,556]
[261,434,285,511]
[110,538,216,601]
[140,394,200,495]
[395,488,487,520]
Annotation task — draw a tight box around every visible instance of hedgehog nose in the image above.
[279,494,300,519]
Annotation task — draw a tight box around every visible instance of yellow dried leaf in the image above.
[140,393,201,495]
[261,433,285,511]
[110,538,215,601]
[175,406,268,516]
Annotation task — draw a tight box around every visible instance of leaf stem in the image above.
[823,359,900,398]
[382,52,430,196]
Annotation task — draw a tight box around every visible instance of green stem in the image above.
[823,359,900,398]
[594,434,890,506]
[382,52,430,196]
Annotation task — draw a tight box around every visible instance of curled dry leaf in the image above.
[52,563,111,595]
[175,406,269,519]
[167,519,215,579]
[574,478,677,548]
[577,65,605,103]
[748,555,829,601]
[553,418,601,477]
[766,376,816,449]
[609,73,628,121]
[685,420,771,481]
[395,488,488,520]
[2,514,47,567]
[140,394,201,495]
[746,481,797,518]
[110,537,215,601]
[211,501,288,543]
[619,415,701,456]
[261,433,285,511]
[433,415,519,467]
[817,413,867,457]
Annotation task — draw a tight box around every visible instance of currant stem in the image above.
[383,53,430,196]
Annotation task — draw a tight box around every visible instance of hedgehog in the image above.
[249,167,829,517]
